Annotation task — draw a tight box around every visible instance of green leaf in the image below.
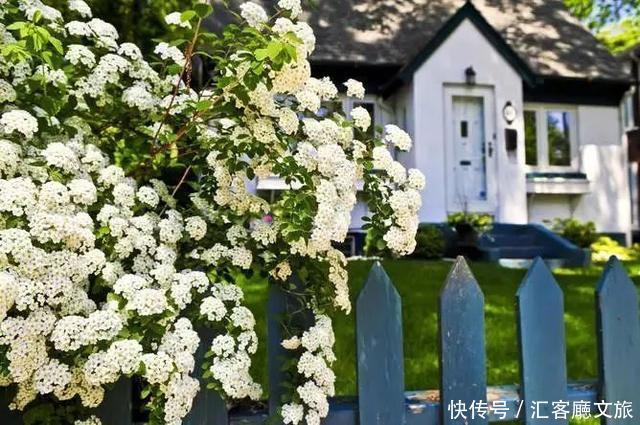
[6,22,26,31]
[166,63,183,75]
[254,48,269,61]
[140,386,151,399]
[196,100,212,111]
[266,40,282,60]
[32,9,42,24]
[195,3,213,18]
[180,10,197,23]
[49,37,63,54]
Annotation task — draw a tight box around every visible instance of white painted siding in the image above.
[410,19,527,224]
[342,22,632,239]
[527,194,574,224]
[527,105,631,240]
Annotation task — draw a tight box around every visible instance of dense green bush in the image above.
[447,212,493,234]
[549,218,598,248]
[591,236,640,262]
[412,225,445,259]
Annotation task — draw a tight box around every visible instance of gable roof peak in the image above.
[384,0,537,93]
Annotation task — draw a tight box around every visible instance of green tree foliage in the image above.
[48,0,185,54]
[565,0,640,53]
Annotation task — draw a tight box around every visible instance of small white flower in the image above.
[350,106,371,131]
[185,216,207,240]
[277,0,302,18]
[65,45,96,67]
[344,79,365,99]
[281,336,301,350]
[154,42,185,64]
[0,110,38,139]
[165,12,192,29]
[384,124,412,151]
[0,79,17,103]
[239,2,268,29]
[407,169,426,190]
[137,186,160,207]
[282,402,304,424]
[68,0,92,18]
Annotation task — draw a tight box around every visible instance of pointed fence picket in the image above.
[3,256,640,425]
[267,276,313,424]
[516,258,568,425]
[596,258,640,425]
[183,328,228,425]
[356,263,405,425]
[439,258,488,425]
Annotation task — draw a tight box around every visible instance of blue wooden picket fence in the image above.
[2,256,640,424]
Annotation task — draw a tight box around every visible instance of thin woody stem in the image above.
[149,19,203,156]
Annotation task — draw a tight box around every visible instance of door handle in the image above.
[488,142,493,157]
[459,160,471,166]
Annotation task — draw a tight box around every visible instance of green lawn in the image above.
[241,259,640,398]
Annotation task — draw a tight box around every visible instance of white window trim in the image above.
[622,91,636,131]
[524,103,579,172]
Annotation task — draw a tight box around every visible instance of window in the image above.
[524,105,577,170]
[622,92,635,130]
[546,111,571,166]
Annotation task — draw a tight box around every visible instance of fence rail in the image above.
[2,256,640,424]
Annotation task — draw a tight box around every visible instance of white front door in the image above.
[445,87,497,213]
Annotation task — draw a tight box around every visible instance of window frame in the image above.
[622,91,636,131]
[344,96,380,128]
[523,103,579,172]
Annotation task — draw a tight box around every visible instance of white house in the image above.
[307,0,635,243]
[237,0,635,246]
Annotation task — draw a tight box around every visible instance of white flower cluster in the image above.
[202,282,262,400]
[240,2,268,29]
[0,0,423,421]
[0,140,113,411]
[165,11,191,29]
[0,110,38,139]
[384,124,412,151]
[278,0,302,18]
[344,78,365,99]
[281,314,336,425]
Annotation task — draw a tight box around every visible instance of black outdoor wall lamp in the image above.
[465,66,476,85]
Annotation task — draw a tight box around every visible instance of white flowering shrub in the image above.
[0,0,424,423]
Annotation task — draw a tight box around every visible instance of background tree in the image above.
[565,0,640,53]
[47,0,184,54]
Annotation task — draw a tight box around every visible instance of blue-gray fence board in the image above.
[439,257,488,425]
[0,388,21,425]
[516,258,568,424]
[4,259,640,424]
[97,378,133,425]
[184,327,228,425]
[228,382,599,424]
[596,257,640,425]
[356,262,405,425]
[266,277,313,424]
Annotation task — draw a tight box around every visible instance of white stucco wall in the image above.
[527,194,574,224]
[345,21,632,238]
[409,18,527,224]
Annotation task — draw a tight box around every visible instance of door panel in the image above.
[444,87,496,214]
[453,96,487,206]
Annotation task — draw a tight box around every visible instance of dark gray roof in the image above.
[302,0,628,81]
